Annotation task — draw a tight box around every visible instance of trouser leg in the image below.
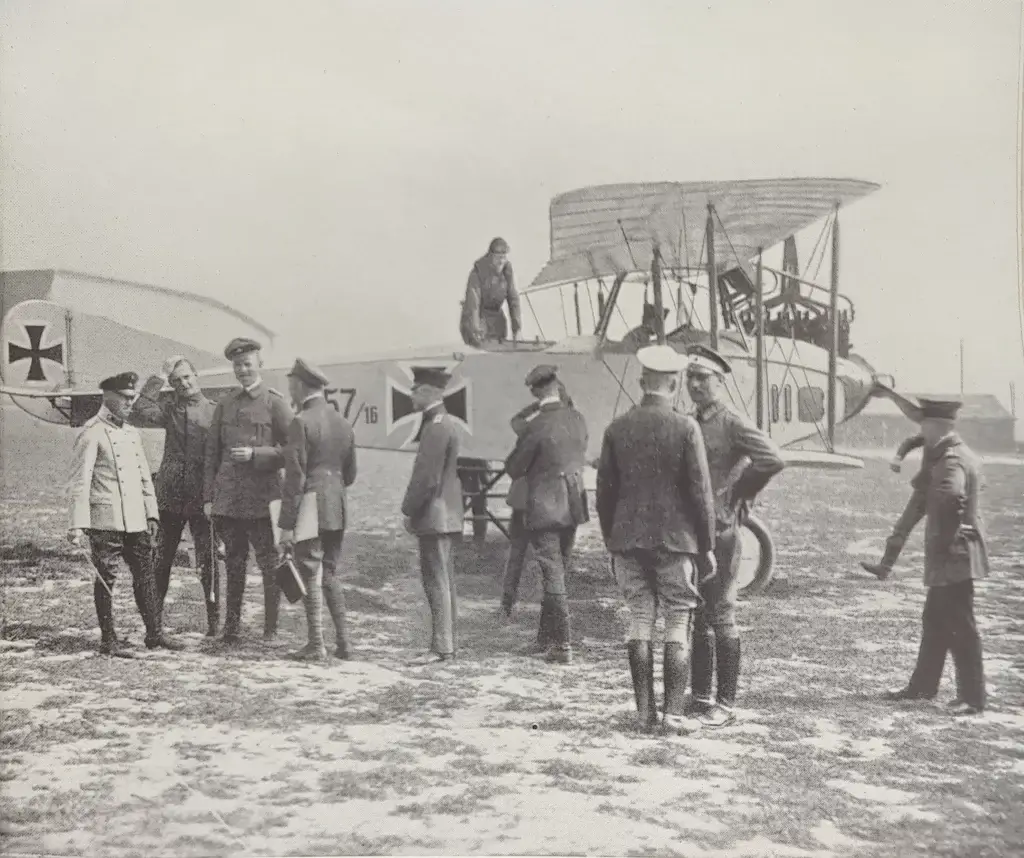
[295,537,325,651]
[189,514,218,635]
[945,580,986,710]
[658,553,700,721]
[155,514,187,610]
[419,535,455,655]
[88,532,119,642]
[532,529,570,650]
[907,587,947,698]
[249,517,282,639]
[124,531,160,641]
[217,517,249,637]
[320,530,349,655]
[711,527,742,708]
[501,512,530,614]
[627,639,657,729]
[690,607,715,706]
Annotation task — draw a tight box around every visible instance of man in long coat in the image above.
[68,372,183,656]
[883,398,989,716]
[279,358,358,662]
[505,365,589,665]
[131,355,219,634]
[401,367,464,664]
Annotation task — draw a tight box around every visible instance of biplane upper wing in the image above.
[526,178,881,290]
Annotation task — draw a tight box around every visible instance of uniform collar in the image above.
[423,403,446,420]
[98,404,126,428]
[695,399,726,421]
[641,392,674,408]
[537,395,563,410]
[242,379,262,396]
[301,393,325,410]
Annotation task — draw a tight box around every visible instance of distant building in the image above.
[834,393,1016,454]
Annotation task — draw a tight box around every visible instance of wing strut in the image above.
[755,248,766,429]
[826,204,840,449]
[706,204,718,350]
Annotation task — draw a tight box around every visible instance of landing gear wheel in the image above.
[736,514,776,598]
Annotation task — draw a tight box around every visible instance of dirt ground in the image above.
[2,404,1023,857]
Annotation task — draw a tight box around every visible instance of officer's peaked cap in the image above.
[919,398,962,420]
[488,237,510,254]
[637,345,687,374]
[224,337,262,360]
[411,367,451,389]
[99,371,139,393]
[287,357,329,388]
[525,364,558,388]
[686,344,732,376]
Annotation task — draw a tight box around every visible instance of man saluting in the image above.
[401,368,464,665]
[67,372,183,656]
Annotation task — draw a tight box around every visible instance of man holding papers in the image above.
[279,358,358,662]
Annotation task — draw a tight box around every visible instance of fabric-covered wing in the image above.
[527,178,880,291]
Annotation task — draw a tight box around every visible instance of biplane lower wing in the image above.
[780,449,864,470]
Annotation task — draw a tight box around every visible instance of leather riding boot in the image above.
[627,640,658,730]
[222,568,245,641]
[545,594,572,664]
[663,642,692,720]
[715,636,741,708]
[689,612,716,710]
[205,599,219,638]
[262,567,281,640]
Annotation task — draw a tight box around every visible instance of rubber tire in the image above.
[736,514,776,598]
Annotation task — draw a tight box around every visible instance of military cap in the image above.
[637,345,687,374]
[919,397,962,420]
[287,357,329,388]
[224,337,262,360]
[686,344,732,376]
[488,237,510,254]
[99,371,139,394]
[525,364,558,388]
[411,367,452,389]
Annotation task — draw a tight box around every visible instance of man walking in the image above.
[685,344,785,727]
[401,367,464,664]
[596,346,716,733]
[883,399,989,716]
[68,372,183,656]
[279,358,358,662]
[203,337,293,643]
[505,365,589,665]
[131,355,219,635]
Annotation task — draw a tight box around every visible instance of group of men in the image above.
[66,322,990,727]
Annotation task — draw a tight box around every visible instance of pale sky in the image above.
[2,1,1021,404]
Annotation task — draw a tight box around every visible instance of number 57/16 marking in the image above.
[325,389,378,424]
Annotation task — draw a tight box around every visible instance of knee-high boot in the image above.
[663,641,693,730]
[323,575,349,658]
[716,636,741,708]
[690,611,716,708]
[262,566,281,640]
[627,640,657,730]
[222,566,245,640]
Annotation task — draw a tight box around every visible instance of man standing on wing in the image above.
[401,367,464,665]
[68,372,183,656]
[685,344,785,727]
[279,358,358,662]
[597,345,716,733]
[131,355,219,635]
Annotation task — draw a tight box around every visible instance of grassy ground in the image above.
[2,404,1024,857]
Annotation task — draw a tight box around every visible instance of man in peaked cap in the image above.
[130,355,219,635]
[621,303,671,352]
[279,358,358,662]
[401,367,465,664]
[68,371,184,656]
[685,343,785,728]
[204,337,293,644]
[460,237,522,348]
[883,398,990,716]
[505,364,589,665]
[597,344,716,733]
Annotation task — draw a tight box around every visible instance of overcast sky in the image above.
[2,1,1021,403]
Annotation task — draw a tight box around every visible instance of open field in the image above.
[2,402,1024,857]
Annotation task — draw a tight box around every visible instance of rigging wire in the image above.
[1017,0,1024,365]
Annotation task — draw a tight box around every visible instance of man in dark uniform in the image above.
[460,237,522,347]
[505,365,589,665]
[883,399,990,716]
[621,303,669,352]
[597,345,716,733]
[279,358,358,662]
[203,337,293,644]
[131,355,219,635]
[861,432,928,580]
[68,371,183,656]
[685,344,786,727]
[401,368,464,665]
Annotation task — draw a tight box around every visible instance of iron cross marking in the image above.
[391,384,468,442]
[8,324,64,382]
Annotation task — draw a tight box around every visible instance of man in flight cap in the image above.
[882,397,989,716]
[401,367,464,664]
[684,343,785,727]
[279,357,358,662]
[67,371,184,656]
[204,337,293,643]
[130,354,219,635]
[506,364,589,665]
[460,237,522,347]
[597,345,716,733]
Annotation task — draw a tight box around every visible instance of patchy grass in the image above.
[2,405,1024,856]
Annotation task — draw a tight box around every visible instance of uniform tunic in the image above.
[204,383,293,519]
[460,256,521,345]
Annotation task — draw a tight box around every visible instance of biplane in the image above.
[1,178,894,595]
